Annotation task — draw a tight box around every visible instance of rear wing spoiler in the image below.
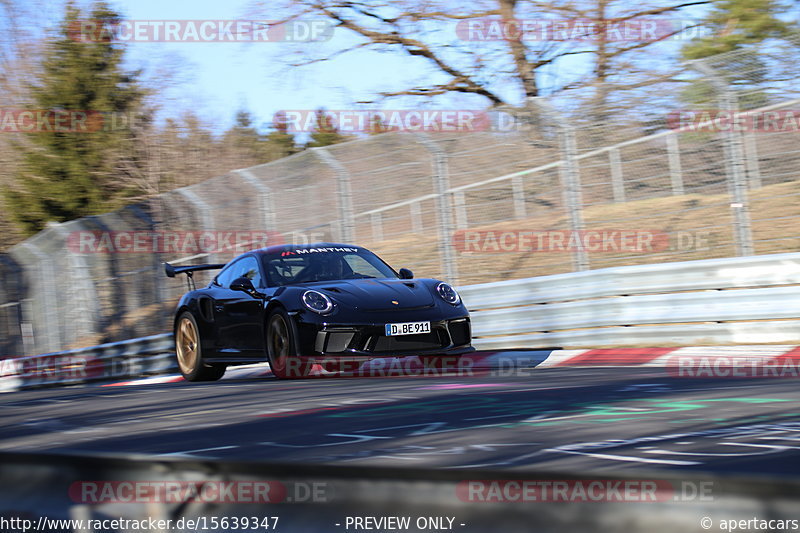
[164,262,226,278]
[164,262,226,290]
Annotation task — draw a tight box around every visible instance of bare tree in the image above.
[260,0,710,109]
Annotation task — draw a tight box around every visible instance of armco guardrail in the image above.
[0,334,174,392]
[462,252,800,348]
[4,451,800,533]
[3,252,800,392]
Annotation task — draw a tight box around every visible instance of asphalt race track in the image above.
[2,366,799,477]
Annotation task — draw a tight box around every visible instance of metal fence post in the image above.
[665,134,685,196]
[452,191,468,230]
[0,254,24,356]
[743,130,762,189]
[688,59,754,256]
[176,187,217,261]
[512,174,528,218]
[608,148,626,203]
[414,133,459,283]
[528,97,589,271]
[11,242,60,353]
[370,213,383,242]
[49,222,99,344]
[19,301,34,355]
[234,169,278,233]
[84,215,124,340]
[410,201,423,233]
[0,256,11,355]
[313,148,355,243]
[124,203,169,330]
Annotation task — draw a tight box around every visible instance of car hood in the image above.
[314,279,436,310]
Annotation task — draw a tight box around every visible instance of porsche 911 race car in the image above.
[165,243,473,380]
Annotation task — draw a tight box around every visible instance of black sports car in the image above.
[165,243,473,380]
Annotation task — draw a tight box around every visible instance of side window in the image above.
[215,256,263,288]
[215,261,240,289]
[237,256,263,287]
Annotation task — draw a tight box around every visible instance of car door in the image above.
[211,255,265,355]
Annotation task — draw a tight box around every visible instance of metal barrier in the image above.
[0,334,174,392]
[3,252,800,392]
[463,252,800,349]
[4,451,798,533]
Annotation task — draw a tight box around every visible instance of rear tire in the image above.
[175,311,226,382]
[266,309,312,379]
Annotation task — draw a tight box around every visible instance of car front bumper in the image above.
[296,317,473,361]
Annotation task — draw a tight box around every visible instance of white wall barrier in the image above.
[463,252,800,349]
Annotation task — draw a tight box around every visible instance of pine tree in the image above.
[264,111,298,159]
[682,0,795,60]
[222,110,266,163]
[305,108,351,148]
[4,1,146,235]
[679,0,797,108]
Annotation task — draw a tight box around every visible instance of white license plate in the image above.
[385,321,431,336]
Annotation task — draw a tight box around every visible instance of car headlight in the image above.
[436,282,461,305]
[302,290,334,314]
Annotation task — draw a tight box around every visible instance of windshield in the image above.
[261,247,398,286]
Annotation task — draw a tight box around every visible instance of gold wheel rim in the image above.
[269,315,289,372]
[176,317,199,375]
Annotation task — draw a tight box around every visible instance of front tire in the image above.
[175,311,226,382]
[266,309,312,379]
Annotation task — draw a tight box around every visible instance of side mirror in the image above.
[230,276,264,298]
[399,268,414,279]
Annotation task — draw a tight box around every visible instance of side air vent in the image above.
[199,297,215,322]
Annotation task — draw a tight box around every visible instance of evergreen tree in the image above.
[263,111,298,159]
[221,110,299,165]
[682,0,795,60]
[305,108,351,148]
[4,1,146,235]
[223,110,264,161]
[679,0,797,108]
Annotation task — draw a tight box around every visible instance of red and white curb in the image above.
[102,364,274,387]
[96,345,800,387]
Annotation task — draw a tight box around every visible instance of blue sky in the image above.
[26,0,796,136]
[84,0,750,134]
[108,0,479,134]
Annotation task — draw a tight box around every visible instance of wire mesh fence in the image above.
[3,38,800,356]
